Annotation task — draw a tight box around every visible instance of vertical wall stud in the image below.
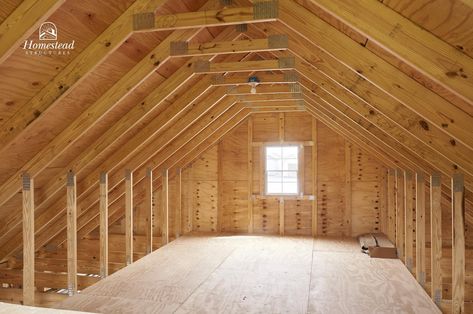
[22,173,34,305]
[430,172,442,307]
[299,144,305,196]
[66,171,77,296]
[404,171,414,273]
[344,141,352,236]
[144,168,153,254]
[260,146,265,196]
[188,165,194,232]
[311,118,318,237]
[125,169,133,265]
[279,197,284,235]
[387,169,396,243]
[162,169,169,245]
[176,168,182,238]
[395,169,405,260]
[248,117,254,233]
[99,172,108,278]
[217,142,224,232]
[415,172,426,287]
[452,173,465,314]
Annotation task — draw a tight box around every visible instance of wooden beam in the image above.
[0,0,167,154]
[22,173,34,306]
[294,55,473,181]
[228,84,299,95]
[212,72,298,85]
[277,2,473,150]
[217,141,224,232]
[344,142,352,236]
[162,170,169,245]
[310,0,473,105]
[395,169,405,261]
[170,35,287,57]
[194,58,295,74]
[311,118,318,237]
[278,112,285,142]
[144,168,153,254]
[304,95,417,173]
[304,102,398,170]
[0,0,65,64]
[44,96,242,252]
[99,172,108,279]
[296,67,473,189]
[0,269,98,290]
[125,170,133,266]
[0,2,237,221]
[175,168,182,238]
[404,170,414,273]
[66,171,77,296]
[431,172,442,307]
[452,173,465,314]
[248,116,254,233]
[187,165,193,233]
[415,172,426,287]
[136,3,278,31]
[299,144,304,196]
[387,169,396,243]
[279,197,285,235]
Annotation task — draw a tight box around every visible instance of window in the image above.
[265,145,299,195]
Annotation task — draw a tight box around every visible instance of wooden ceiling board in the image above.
[383,0,473,58]
[0,0,23,24]
[0,0,135,124]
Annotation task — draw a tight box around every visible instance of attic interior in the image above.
[0,0,472,313]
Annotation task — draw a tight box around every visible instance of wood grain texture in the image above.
[125,170,133,266]
[344,142,352,236]
[0,0,65,64]
[99,172,108,279]
[311,118,318,237]
[395,169,405,261]
[162,169,169,245]
[452,174,465,314]
[404,171,414,273]
[66,172,77,296]
[430,173,442,307]
[416,172,426,287]
[387,169,396,243]
[247,116,254,233]
[56,235,440,314]
[0,0,163,152]
[310,0,473,106]
[144,168,153,254]
[278,1,473,152]
[383,0,473,59]
[21,174,34,306]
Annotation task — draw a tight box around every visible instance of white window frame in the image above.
[264,145,300,196]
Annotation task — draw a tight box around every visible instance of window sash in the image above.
[265,144,299,195]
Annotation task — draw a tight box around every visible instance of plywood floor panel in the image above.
[56,234,439,314]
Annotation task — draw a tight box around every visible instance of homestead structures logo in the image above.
[23,22,75,56]
[39,22,57,40]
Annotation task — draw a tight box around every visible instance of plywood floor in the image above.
[0,302,91,313]
[55,234,440,314]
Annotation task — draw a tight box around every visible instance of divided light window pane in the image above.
[265,145,299,195]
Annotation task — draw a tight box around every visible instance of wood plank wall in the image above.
[175,112,387,237]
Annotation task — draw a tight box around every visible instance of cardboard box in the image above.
[368,246,398,259]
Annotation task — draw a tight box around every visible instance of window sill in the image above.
[252,194,315,200]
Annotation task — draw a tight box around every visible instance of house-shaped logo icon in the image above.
[39,22,57,41]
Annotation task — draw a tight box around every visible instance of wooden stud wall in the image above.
[181,112,386,236]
